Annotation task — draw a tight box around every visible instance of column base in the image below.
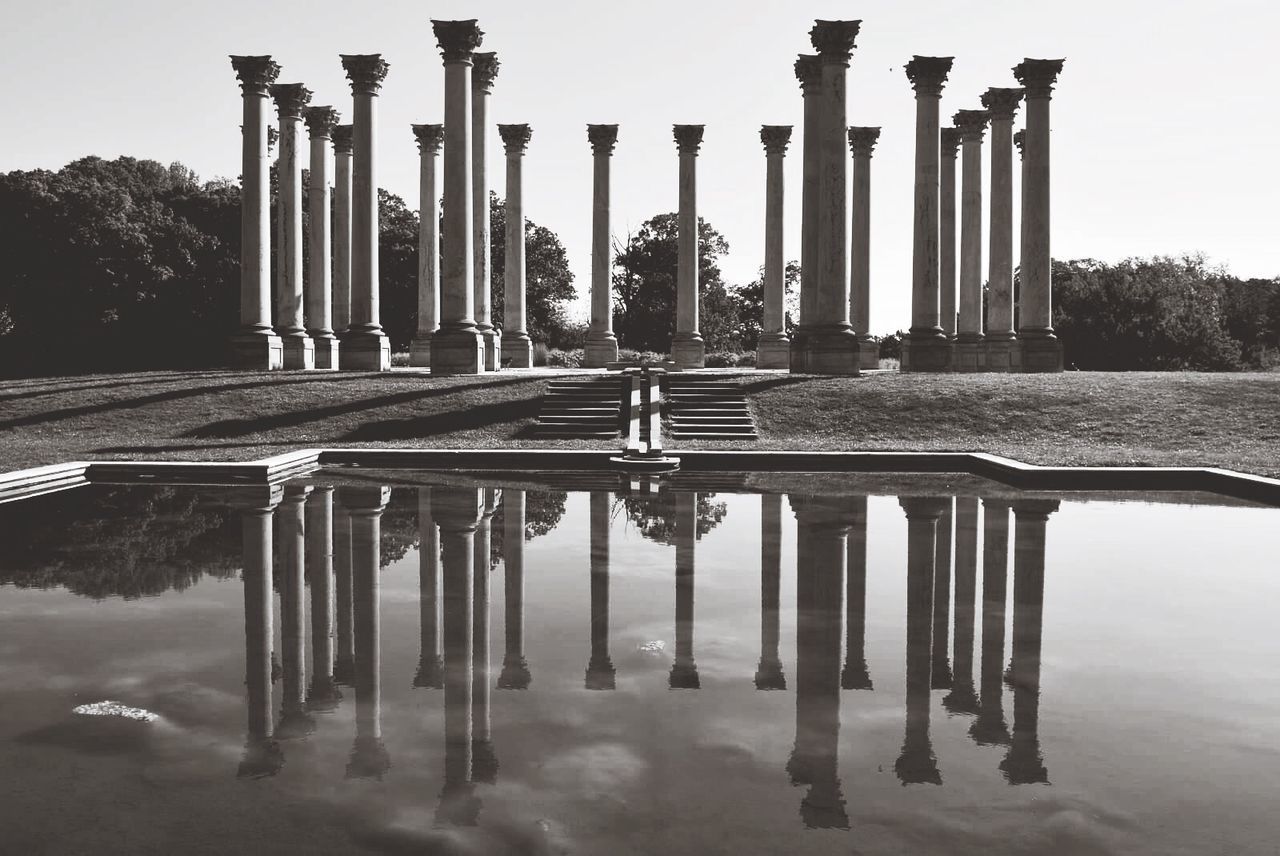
[583,331,619,368]
[502,331,533,368]
[900,333,953,373]
[230,331,283,371]
[856,334,880,370]
[430,327,485,375]
[497,656,531,690]
[840,658,874,691]
[671,332,706,369]
[669,662,700,689]
[409,333,433,368]
[1019,333,1063,373]
[340,330,391,371]
[480,326,502,371]
[756,334,791,369]
[281,334,315,370]
[953,336,986,373]
[585,658,616,691]
[754,658,787,690]
[983,337,1021,373]
[798,327,861,376]
[311,334,339,370]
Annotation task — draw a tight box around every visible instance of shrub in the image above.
[545,348,583,368]
[704,350,755,368]
[532,342,549,367]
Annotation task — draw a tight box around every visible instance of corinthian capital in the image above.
[432,19,484,63]
[332,124,353,154]
[269,83,312,119]
[981,87,1024,121]
[810,19,860,64]
[673,124,704,155]
[341,54,390,95]
[846,126,881,158]
[304,106,341,138]
[952,109,990,142]
[941,127,962,157]
[472,52,500,92]
[760,125,792,155]
[230,55,280,96]
[1013,58,1065,98]
[412,123,444,154]
[794,54,822,94]
[587,124,618,155]
[498,123,532,154]
[905,55,954,97]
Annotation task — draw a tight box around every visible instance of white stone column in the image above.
[901,56,954,373]
[230,56,283,370]
[341,485,391,778]
[1014,130,1026,333]
[472,53,502,371]
[332,125,353,341]
[430,20,485,375]
[236,486,280,777]
[953,108,988,373]
[305,106,340,370]
[1013,58,1066,373]
[498,123,533,368]
[497,489,531,689]
[939,127,960,340]
[586,490,615,690]
[672,124,706,369]
[670,491,700,689]
[269,82,314,370]
[757,126,792,370]
[277,485,313,739]
[411,124,444,367]
[340,54,391,371]
[982,88,1025,372]
[847,126,881,370]
[306,487,341,711]
[789,54,821,373]
[583,124,619,368]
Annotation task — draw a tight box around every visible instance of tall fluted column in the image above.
[471,489,500,784]
[971,498,1012,746]
[982,88,1025,372]
[343,486,390,779]
[931,497,954,688]
[841,495,873,690]
[270,83,315,370]
[230,56,283,370]
[584,125,619,367]
[757,126,792,369]
[672,125,706,369]
[237,486,282,777]
[415,487,444,689]
[789,54,821,373]
[306,487,342,713]
[896,496,948,785]
[1014,130,1026,333]
[670,492,700,689]
[332,124,353,341]
[901,56,954,373]
[472,53,502,371]
[430,21,486,375]
[755,494,786,689]
[410,124,444,367]
[848,126,881,370]
[498,124,533,368]
[1001,500,1058,784]
[943,496,980,715]
[1013,59,1066,372]
[339,54,391,370]
[953,109,989,372]
[586,491,616,690]
[333,503,355,687]
[305,107,340,369]
[277,486,314,739]
[939,127,961,340]
[498,489,531,689]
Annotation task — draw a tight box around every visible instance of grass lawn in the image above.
[1,369,1278,477]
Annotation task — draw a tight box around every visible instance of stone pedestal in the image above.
[270,82,315,370]
[982,88,1024,373]
[472,53,502,371]
[411,125,443,367]
[499,124,534,368]
[332,125,353,341]
[305,107,341,370]
[848,126,880,370]
[757,127,792,369]
[672,125,706,369]
[789,54,821,373]
[584,124,619,367]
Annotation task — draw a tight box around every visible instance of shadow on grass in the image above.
[736,375,820,394]
[342,394,544,441]
[0,371,241,403]
[90,439,306,456]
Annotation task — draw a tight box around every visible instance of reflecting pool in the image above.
[1,472,1278,855]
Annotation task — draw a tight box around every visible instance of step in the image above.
[670,433,759,440]
[671,417,756,426]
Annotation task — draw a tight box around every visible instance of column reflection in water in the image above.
[931,497,954,689]
[414,487,444,689]
[670,491,700,689]
[896,496,947,785]
[971,498,1012,746]
[239,486,283,778]
[333,503,356,687]
[1001,500,1058,784]
[586,491,616,690]
[435,485,482,826]
[306,486,342,713]
[755,494,786,690]
[277,485,314,740]
[841,495,872,691]
[498,488,531,690]
[787,495,851,828]
[471,488,500,783]
[943,496,980,715]
[344,486,390,779]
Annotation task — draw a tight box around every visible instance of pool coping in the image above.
[1,449,1278,507]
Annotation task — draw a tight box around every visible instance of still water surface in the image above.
[0,473,1277,855]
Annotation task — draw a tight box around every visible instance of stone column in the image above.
[498,489,531,689]
[847,126,881,370]
[332,124,354,341]
[237,486,282,777]
[939,127,961,339]
[472,53,502,370]
[896,496,948,785]
[671,125,706,369]
[269,83,315,370]
[333,503,355,687]
[670,492,700,689]
[305,107,340,369]
[1013,59,1066,372]
[340,54,391,371]
[901,56,954,373]
[230,56,283,370]
[931,497,954,688]
[971,498,1012,746]
[982,88,1025,372]
[789,54,821,374]
[1014,130,1026,333]
[410,124,444,367]
[414,487,444,689]
[306,487,341,712]
[343,486,390,779]
[943,496,980,715]
[755,493,786,689]
[757,126,792,370]
[584,125,620,367]
[841,495,873,690]
[953,109,989,372]
[498,124,533,368]
[586,491,616,690]
[276,485,314,739]
[472,488,499,783]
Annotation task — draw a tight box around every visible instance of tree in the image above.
[488,194,578,347]
[377,189,420,350]
[620,492,728,546]
[733,261,800,349]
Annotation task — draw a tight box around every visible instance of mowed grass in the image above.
[1,369,1278,476]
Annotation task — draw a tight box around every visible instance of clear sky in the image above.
[2,0,1276,330]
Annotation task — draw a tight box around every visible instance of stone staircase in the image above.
[664,376,758,441]
[533,377,625,439]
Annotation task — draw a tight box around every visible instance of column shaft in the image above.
[472,54,501,371]
[306,108,339,369]
[471,489,498,783]
[272,84,313,370]
[277,487,312,738]
[939,129,959,339]
[344,486,390,779]
[756,493,787,689]
[670,491,700,688]
[238,493,278,777]
[587,491,616,689]
[841,495,872,690]
[943,496,980,714]
[897,496,948,785]
[498,489,530,689]
[954,110,988,372]
[306,487,341,712]
[499,124,533,367]
[584,125,619,367]
[333,126,353,340]
[972,499,1011,746]
[411,125,443,367]
[848,127,881,370]
[757,127,792,370]
[415,487,444,689]
[790,54,820,373]
[672,126,705,369]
